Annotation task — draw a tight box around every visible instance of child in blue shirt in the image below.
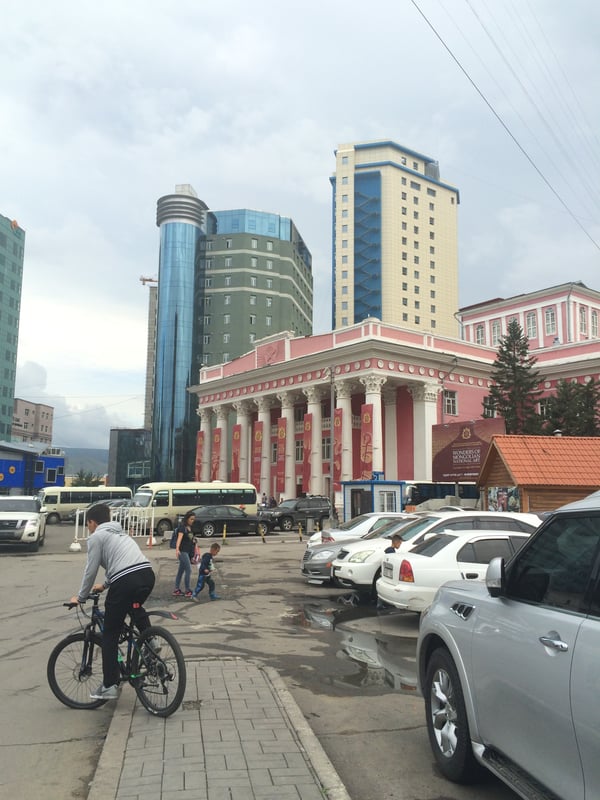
[191,542,221,601]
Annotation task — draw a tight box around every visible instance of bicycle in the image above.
[47,593,186,718]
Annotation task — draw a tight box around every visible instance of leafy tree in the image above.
[543,378,600,436]
[488,318,544,434]
[72,469,103,486]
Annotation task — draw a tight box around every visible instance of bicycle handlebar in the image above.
[63,592,101,610]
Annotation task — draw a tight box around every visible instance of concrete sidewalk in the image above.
[87,658,352,800]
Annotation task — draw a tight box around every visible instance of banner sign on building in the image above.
[210,428,222,482]
[231,424,241,483]
[359,403,373,479]
[194,431,204,481]
[251,421,263,490]
[333,407,343,490]
[303,414,313,491]
[432,418,505,481]
[276,418,286,494]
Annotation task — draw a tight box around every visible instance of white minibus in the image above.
[131,481,258,535]
[38,486,133,524]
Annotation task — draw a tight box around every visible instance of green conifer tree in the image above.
[488,318,544,434]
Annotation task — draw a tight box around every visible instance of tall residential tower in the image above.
[0,214,25,439]
[331,140,459,336]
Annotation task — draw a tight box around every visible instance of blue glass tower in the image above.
[153,186,210,480]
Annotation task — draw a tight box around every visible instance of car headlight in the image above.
[311,549,336,561]
[347,550,376,563]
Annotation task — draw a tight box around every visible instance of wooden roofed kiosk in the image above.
[477,435,600,513]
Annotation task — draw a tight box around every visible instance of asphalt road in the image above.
[0,523,518,800]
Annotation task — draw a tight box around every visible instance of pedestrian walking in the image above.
[173,510,196,598]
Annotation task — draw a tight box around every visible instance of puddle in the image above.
[285,596,419,695]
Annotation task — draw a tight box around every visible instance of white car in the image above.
[0,496,47,552]
[376,529,531,613]
[331,511,540,597]
[307,512,411,547]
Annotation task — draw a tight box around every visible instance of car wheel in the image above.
[257,522,269,537]
[370,568,382,602]
[280,517,294,531]
[156,519,171,537]
[201,522,216,538]
[47,513,60,525]
[424,647,484,784]
[39,531,45,547]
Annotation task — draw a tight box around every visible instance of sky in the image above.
[4,0,600,449]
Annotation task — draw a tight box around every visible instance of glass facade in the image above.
[153,220,205,480]
[0,214,24,440]
[353,172,382,322]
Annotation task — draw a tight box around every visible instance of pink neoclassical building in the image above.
[189,282,600,507]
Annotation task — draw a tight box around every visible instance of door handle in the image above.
[539,635,568,652]
[465,573,479,579]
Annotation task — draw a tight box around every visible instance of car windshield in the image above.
[278,499,297,509]
[408,533,456,556]
[0,499,39,512]
[335,514,374,532]
[361,516,416,540]
[398,515,443,541]
[132,491,152,508]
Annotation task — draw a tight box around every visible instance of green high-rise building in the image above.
[0,214,25,440]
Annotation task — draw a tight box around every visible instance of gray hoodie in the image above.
[77,520,152,602]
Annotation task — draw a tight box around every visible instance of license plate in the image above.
[383,563,393,578]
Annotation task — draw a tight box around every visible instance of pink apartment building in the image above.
[189,282,600,504]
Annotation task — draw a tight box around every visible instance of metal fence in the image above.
[73,507,157,544]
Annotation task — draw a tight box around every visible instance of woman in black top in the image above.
[173,510,196,597]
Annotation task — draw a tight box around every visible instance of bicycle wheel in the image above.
[131,626,186,717]
[47,632,107,710]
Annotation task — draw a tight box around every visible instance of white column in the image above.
[360,375,387,474]
[408,382,441,480]
[383,386,398,480]
[277,391,296,500]
[303,386,323,495]
[198,408,212,482]
[233,400,252,482]
[215,406,229,481]
[335,380,353,482]
[255,396,272,497]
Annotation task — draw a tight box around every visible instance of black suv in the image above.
[259,496,334,531]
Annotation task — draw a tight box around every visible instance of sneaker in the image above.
[190,593,200,602]
[172,589,183,596]
[209,594,221,601]
[184,590,193,598]
[90,683,119,700]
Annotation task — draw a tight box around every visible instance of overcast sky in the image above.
[4,0,600,449]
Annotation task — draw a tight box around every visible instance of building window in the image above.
[224,275,232,286]
[402,207,407,216]
[427,187,436,196]
[251,238,258,249]
[249,333,256,343]
[342,209,348,218]
[266,297,272,307]
[295,439,304,462]
[342,301,348,310]
[414,256,419,265]
[342,240,348,249]
[342,194,348,203]
[203,335,210,345]
[206,258,213,269]
[402,282,408,291]
[342,176,348,185]
[224,295,231,305]
[402,266,408,275]
[342,255,348,264]
[402,298,408,306]
[544,307,556,335]
[204,278,212,288]
[401,192,407,200]
[415,301,420,309]
[341,155,348,165]
[341,317,348,325]
[250,275,257,287]
[483,396,496,418]
[342,224,348,233]
[342,285,348,295]
[322,437,331,461]
[402,222,407,230]
[223,352,229,362]
[580,306,588,334]
[225,239,232,249]
[526,311,537,338]
[414,285,420,294]
[430,275,435,284]
[224,314,230,324]
[204,297,212,307]
[251,257,257,267]
[249,314,256,325]
[266,278,272,289]
[539,397,552,419]
[413,196,419,205]
[267,241,273,251]
[415,315,420,324]
[476,324,485,344]
[271,441,278,464]
[491,320,501,345]
[443,390,457,416]
[224,257,231,267]
[267,259,273,270]
[402,313,408,321]
[203,315,211,325]
[402,252,407,261]
[341,270,348,279]
[430,304,436,313]
[250,295,256,305]
[223,333,230,343]
[592,310,598,337]
[413,211,419,219]
[266,316,272,326]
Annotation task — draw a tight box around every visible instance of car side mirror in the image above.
[486,557,506,597]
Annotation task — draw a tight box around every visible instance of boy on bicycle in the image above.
[69,503,155,700]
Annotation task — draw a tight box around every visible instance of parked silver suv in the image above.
[417,491,600,799]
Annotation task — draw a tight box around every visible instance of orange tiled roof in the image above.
[481,435,600,487]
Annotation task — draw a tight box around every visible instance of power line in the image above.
[411,0,600,252]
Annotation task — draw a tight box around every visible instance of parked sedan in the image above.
[302,516,419,584]
[376,529,530,613]
[189,505,270,538]
[332,510,540,597]
[307,512,411,547]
